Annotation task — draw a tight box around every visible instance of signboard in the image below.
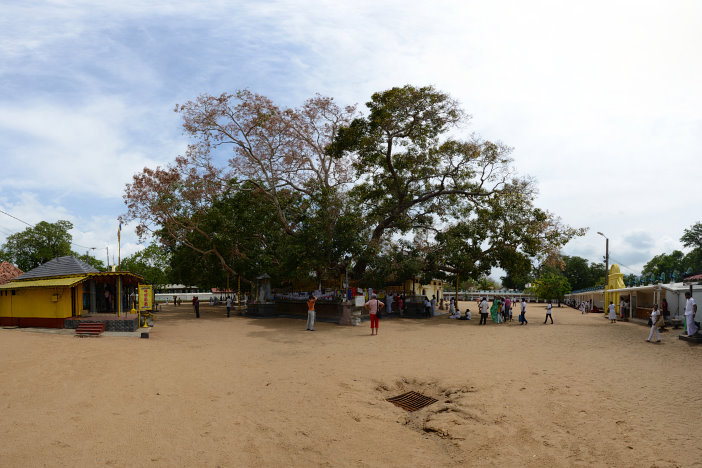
[138,284,153,311]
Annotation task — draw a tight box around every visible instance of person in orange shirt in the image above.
[306,295,317,331]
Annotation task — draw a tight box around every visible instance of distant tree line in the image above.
[0,219,169,287]
[638,222,702,283]
[523,222,702,302]
[0,220,103,272]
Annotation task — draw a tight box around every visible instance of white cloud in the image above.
[0,97,183,198]
[1,0,701,278]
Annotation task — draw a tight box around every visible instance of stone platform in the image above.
[64,314,139,332]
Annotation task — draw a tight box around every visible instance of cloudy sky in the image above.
[1,0,700,277]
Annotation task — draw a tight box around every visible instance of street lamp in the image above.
[597,232,609,309]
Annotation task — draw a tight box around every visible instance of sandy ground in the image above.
[1,302,701,468]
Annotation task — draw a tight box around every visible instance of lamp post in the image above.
[597,232,609,310]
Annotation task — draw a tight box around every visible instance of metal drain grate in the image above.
[386,391,438,412]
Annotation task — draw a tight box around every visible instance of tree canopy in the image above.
[529,271,571,301]
[123,85,584,288]
[561,255,605,290]
[120,244,171,286]
[0,220,105,272]
[0,220,74,271]
[640,222,702,280]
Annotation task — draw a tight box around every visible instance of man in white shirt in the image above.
[684,292,698,336]
[479,297,489,325]
[544,301,553,324]
[226,296,232,318]
[520,299,528,325]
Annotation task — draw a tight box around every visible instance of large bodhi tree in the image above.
[123,85,584,286]
[123,91,360,285]
[330,85,584,280]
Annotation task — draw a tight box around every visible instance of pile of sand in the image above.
[1,302,699,467]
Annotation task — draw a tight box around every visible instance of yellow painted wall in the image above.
[606,264,626,314]
[0,287,75,318]
[401,279,444,299]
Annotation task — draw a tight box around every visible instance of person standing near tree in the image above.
[520,298,528,325]
[306,295,317,331]
[684,291,698,336]
[226,295,232,318]
[364,294,385,336]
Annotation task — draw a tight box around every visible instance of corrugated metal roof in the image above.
[14,256,99,280]
[0,275,88,290]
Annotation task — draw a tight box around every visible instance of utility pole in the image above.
[597,232,609,310]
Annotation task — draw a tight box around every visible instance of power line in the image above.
[0,209,32,227]
[609,258,639,274]
[0,208,96,251]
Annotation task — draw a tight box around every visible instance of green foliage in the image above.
[165,182,294,288]
[681,222,702,251]
[529,271,571,301]
[125,85,585,290]
[636,222,702,282]
[333,84,584,280]
[75,253,105,271]
[0,220,74,271]
[642,251,686,279]
[623,273,638,285]
[120,244,171,286]
[562,256,605,290]
[478,276,500,290]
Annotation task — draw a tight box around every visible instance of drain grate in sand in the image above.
[386,391,438,412]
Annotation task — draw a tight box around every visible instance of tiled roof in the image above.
[684,273,702,282]
[14,256,99,280]
[0,261,24,285]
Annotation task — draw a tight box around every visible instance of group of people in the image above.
[423,295,437,317]
[644,292,697,343]
[577,300,593,314]
[477,297,532,325]
[448,297,471,320]
[189,295,235,319]
[273,287,700,343]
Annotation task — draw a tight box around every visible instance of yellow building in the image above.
[0,256,142,328]
[400,278,445,300]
